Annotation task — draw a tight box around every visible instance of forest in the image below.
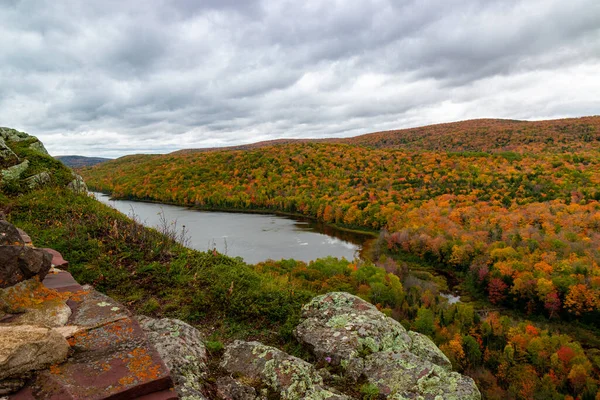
[80,116,600,399]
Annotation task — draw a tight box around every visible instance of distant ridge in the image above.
[172,116,600,154]
[56,155,112,168]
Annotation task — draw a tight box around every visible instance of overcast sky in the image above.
[1,0,599,158]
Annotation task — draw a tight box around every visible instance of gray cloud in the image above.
[0,0,599,157]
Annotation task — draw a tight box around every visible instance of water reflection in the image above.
[92,192,373,264]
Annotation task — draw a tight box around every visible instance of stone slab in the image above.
[67,289,130,328]
[42,271,82,294]
[31,317,174,400]
[39,249,68,268]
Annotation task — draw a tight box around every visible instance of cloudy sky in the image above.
[1,0,599,157]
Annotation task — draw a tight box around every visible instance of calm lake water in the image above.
[92,193,372,264]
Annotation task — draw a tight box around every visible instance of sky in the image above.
[1,0,599,158]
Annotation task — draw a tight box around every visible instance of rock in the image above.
[31,316,174,400]
[16,229,31,247]
[42,269,83,293]
[0,137,19,168]
[67,173,87,193]
[0,325,69,381]
[27,141,49,156]
[38,248,68,268]
[0,279,71,328]
[0,160,29,184]
[408,331,452,371]
[67,288,131,328]
[362,350,480,400]
[294,293,481,399]
[294,292,412,367]
[6,301,72,328]
[221,340,351,400]
[216,376,261,400]
[0,221,24,246]
[0,246,52,288]
[0,371,32,395]
[0,127,30,142]
[138,316,208,400]
[23,171,50,189]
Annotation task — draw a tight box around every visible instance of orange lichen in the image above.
[49,364,62,375]
[121,347,162,384]
[1,277,69,310]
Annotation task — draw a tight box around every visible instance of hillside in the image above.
[55,155,111,168]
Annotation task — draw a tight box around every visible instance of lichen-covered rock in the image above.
[216,376,262,400]
[67,173,88,193]
[221,340,351,400]
[27,140,49,155]
[295,293,481,399]
[407,331,452,371]
[361,350,479,400]
[24,171,51,189]
[294,292,412,367]
[0,220,25,246]
[0,246,52,288]
[0,325,69,381]
[0,127,30,142]
[137,315,208,400]
[0,137,19,168]
[0,160,29,183]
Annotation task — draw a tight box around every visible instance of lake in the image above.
[92,193,373,264]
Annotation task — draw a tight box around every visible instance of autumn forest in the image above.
[81,116,600,399]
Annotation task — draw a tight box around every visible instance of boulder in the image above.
[294,293,481,399]
[0,220,25,246]
[221,340,350,400]
[407,331,452,370]
[1,160,29,184]
[0,137,19,169]
[27,141,49,156]
[0,246,52,288]
[294,292,412,368]
[0,325,69,381]
[24,171,51,189]
[0,127,30,142]
[138,316,208,400]
[0,279,71,327]
[67,173,87,193]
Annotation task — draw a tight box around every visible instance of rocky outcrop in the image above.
[294,292,480,400]
[0,246,52,289]
[0,137,19,168]
[138,316,209,400]
[67,172,88,193]
[0,127,87,194]
[0,325,69,382]
[220,340,350,400]
[0,220,25,246]
[0,221,177,399]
